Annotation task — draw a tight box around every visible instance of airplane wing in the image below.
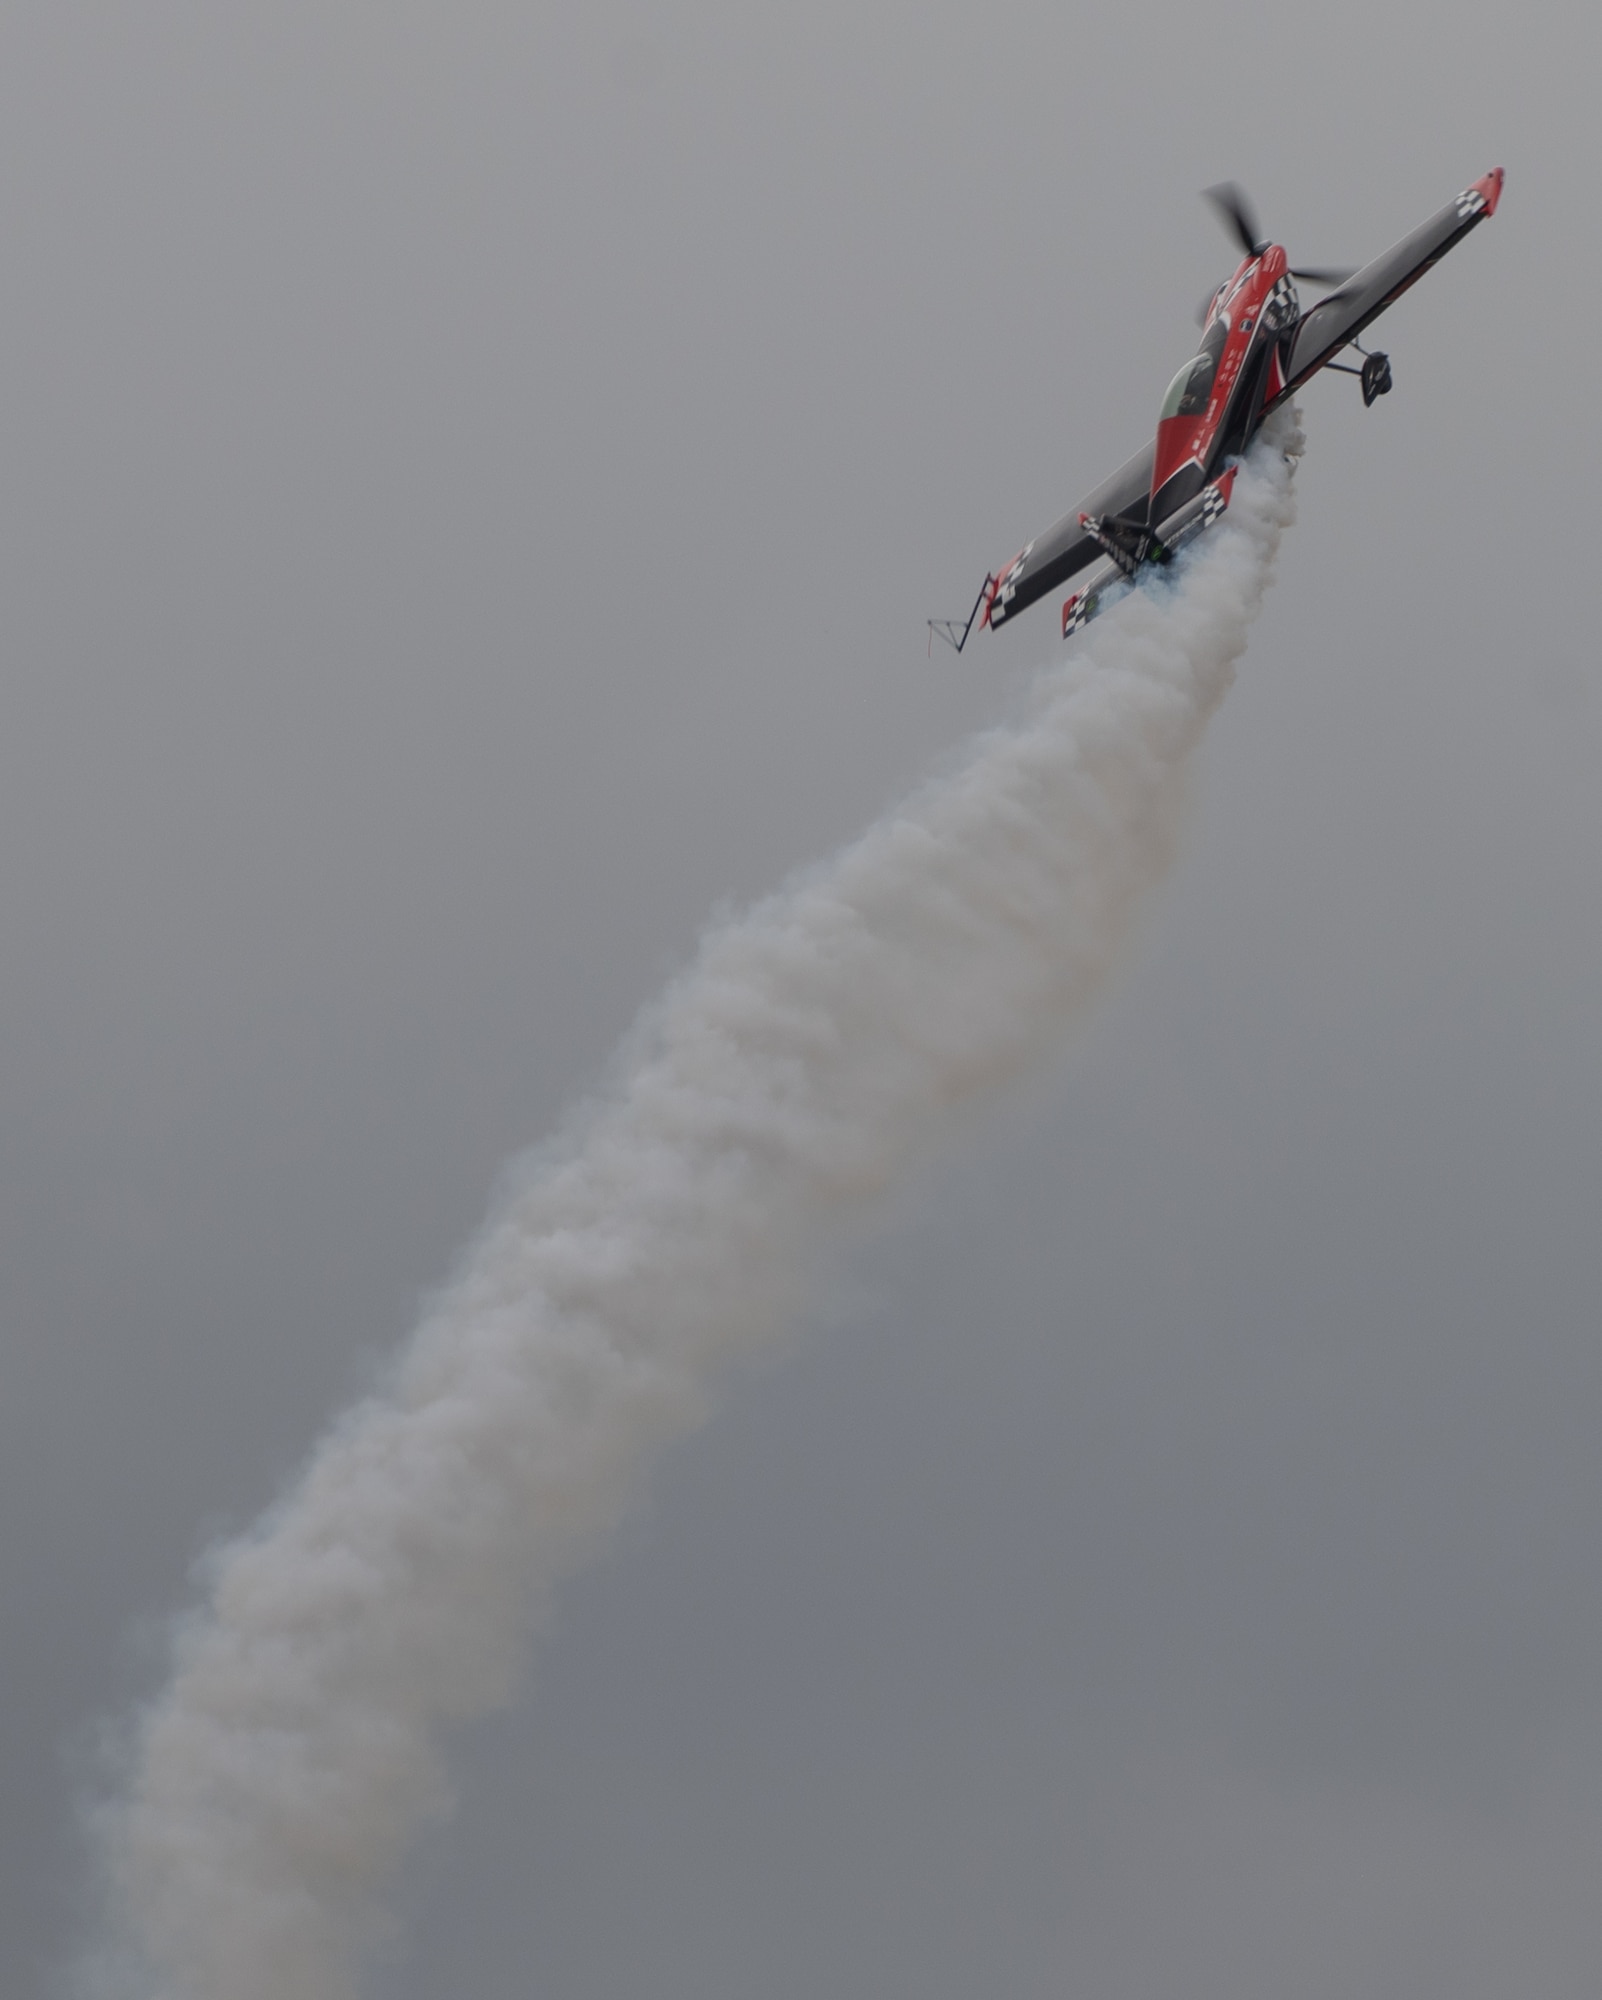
[983,441,1156,632]
[1273,167,1503,401]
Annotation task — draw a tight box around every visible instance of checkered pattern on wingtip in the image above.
[989,541,1035,624]
[1455,188,1487,220]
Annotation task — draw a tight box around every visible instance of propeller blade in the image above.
[1289,264,1357,286]
[1202,181,1266,258]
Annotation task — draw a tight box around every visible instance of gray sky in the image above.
[2,3,1597,1996]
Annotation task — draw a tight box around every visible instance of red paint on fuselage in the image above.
[1150,245,1286,524]
[1151,415,1210,501]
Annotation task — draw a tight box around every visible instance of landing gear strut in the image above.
[1327,337,1393,406]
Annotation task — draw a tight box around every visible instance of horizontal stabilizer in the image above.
[1060,558,1124,639]
[1061,586,1098,638]
[1060,467,1238,643]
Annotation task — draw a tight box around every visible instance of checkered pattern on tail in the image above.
[1064,588,1104,636]
[1199,482,1228,527]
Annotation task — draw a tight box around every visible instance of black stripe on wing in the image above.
[1274,178,1498,401]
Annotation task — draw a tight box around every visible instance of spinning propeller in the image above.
[1202,182,1356,288]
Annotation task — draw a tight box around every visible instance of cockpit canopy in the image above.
[1160,316,1230,422]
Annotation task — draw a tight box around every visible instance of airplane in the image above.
[930,167,1504,652]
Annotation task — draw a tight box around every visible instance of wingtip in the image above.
[1475,166,1505,217]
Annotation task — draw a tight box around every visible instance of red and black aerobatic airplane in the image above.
[930,167,1504,652]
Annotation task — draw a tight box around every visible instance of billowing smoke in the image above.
[92,412,1301,2000]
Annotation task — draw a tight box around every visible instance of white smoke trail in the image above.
[94,412,1300,2000]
